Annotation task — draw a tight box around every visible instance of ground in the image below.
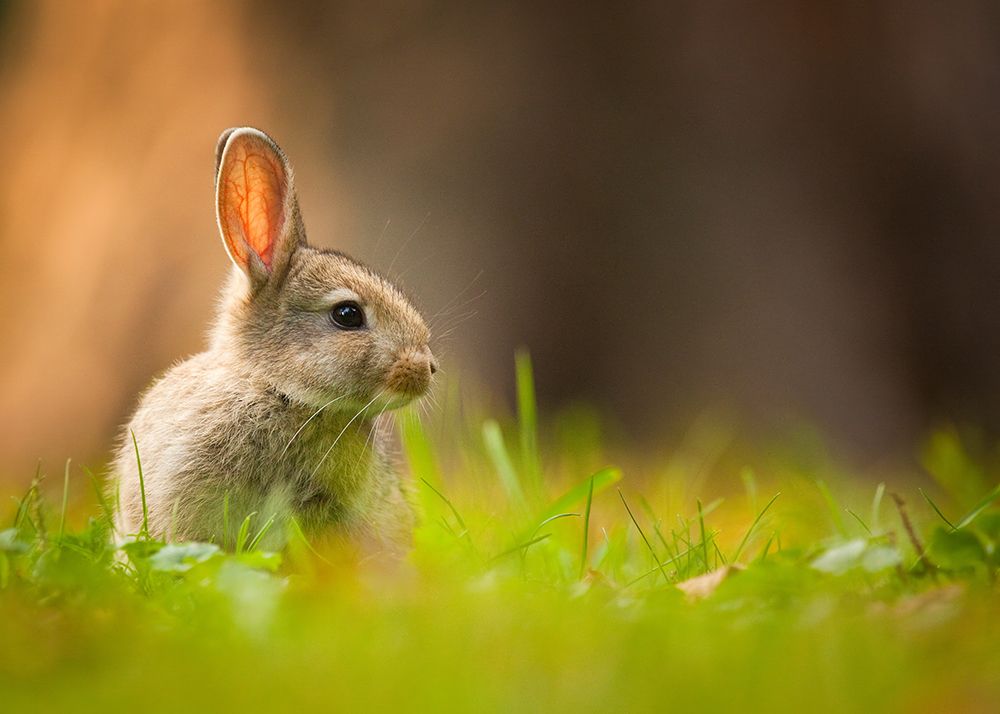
[1,359,998,712]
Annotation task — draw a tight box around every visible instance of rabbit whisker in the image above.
[355,401,391,473]
[280,394,349,460]
[428,291,487,332]
[427,269,485,325]
[434,310,479,341]
[387,212,430,276]
[372,216,392,259]
[309,391,385,481]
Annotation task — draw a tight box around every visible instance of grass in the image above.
[1,359,999,712]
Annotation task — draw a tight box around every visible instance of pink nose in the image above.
[386,347,436,395]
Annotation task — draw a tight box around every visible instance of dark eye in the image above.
[330,301,365,330]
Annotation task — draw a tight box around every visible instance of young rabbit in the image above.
[114,127,437,550]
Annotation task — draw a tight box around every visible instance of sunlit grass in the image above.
[1,358,999,712]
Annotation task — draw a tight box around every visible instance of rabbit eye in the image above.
[330,301,365,330]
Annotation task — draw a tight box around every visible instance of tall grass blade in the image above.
[529,512,579,541]
[222,491,231,551]
[131,430,149,538]
[816,480,847,536]
[697,499,710,571]
[579,475,595,579]
[483,420,525,509]
[955,483,1000,530]
[919,488,956,530]
[400,407,442,487]
[871,482,886,533]
[234,512,257,554]
[420,478,475,553]
[13,463,41,532]
[619,489,669,586]
[542,467,621,521]
[246,514,277,552]
[624,541,705,588]
[58,459,71,542]
[845,508,873,536]
[731,492,780,562]
[287,517,335,567]
[490,534,551,563]
[515,349,541,499]
[741,467,759,513]
[85,467,115,533]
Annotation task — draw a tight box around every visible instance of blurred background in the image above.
[1,1,999,480]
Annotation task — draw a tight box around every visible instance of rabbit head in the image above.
[210,127,436,411]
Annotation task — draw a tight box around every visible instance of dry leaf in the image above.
[676,564,745,601]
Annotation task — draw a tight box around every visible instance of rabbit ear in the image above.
[215,128,302,289]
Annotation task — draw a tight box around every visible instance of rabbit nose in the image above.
[387,347,436,395]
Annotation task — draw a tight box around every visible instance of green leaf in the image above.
[860,545,902,573]
[119,537,163,562]
[927,528,987,571]
[974,511,1000,542]
[0,528,29,554]
[236,550,283,572]
[810,539,866,574]
[149,542,221,573]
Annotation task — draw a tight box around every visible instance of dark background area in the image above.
[1,1,999,478]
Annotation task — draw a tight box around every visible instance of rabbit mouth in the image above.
[380,391,425,411]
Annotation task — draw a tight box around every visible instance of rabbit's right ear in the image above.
[215,127,303,291]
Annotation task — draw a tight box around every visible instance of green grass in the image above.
[1,360,999,712]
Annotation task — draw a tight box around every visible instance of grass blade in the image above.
[579,475,595,579]
[287,517,335,567]
[85,466,115,534]
[400,407,442,487]
[955,483,1000,530]
[542,467,621,521]
[246,514,277,552]
[58,459,71,542]
[131,430,149,539]
[420,478,468,535]
[731,492,780,563]
[624,541,707,588]
[515,348,541,499]
[490,534,552,563]
[871,482,886,533]
[845,508,873,536]
[222,491,231,550]
[483,420,525,509]
[619,489,669,586]
[741,467,759,513]
[529,512,579,541]
[234,512,257,554]
[816,480,847,536]
[919,488,956,530]
[697,499,710,572]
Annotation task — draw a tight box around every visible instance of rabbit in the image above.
[113,127,437,551]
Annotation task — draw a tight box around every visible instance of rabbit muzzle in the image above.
[385,346,437,398]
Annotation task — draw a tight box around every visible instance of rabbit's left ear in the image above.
[215,127,302,290]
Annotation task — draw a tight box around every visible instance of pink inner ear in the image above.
[220,137,287,271]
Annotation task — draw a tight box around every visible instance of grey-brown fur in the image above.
[113,128,436,550]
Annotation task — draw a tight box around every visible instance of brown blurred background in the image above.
[1,1,999,480]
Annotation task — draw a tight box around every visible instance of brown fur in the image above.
[113,128,435,551]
